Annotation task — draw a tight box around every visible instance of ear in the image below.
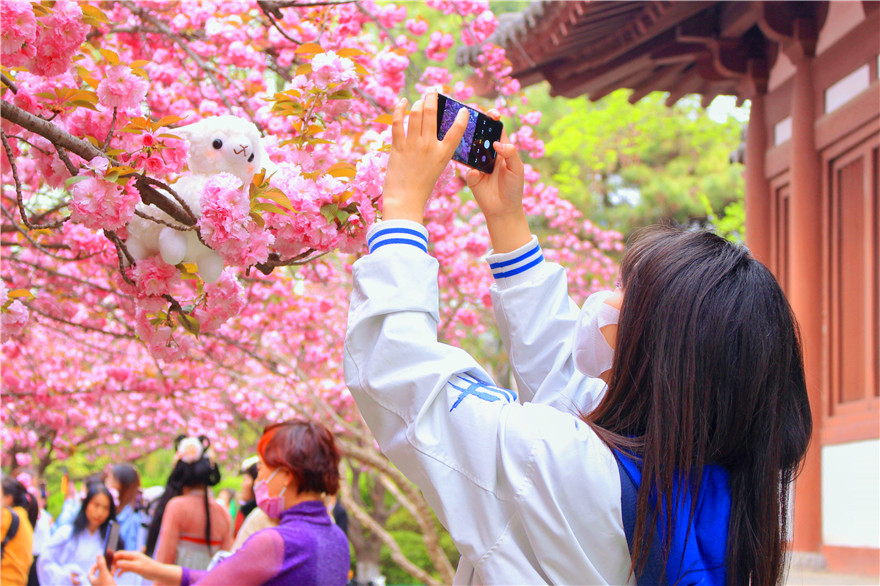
[174,434,186,449]
[199,435,210,449]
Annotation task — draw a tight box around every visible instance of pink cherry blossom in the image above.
[311,51,359,89]
[28,0,89,77]
[129,257,181,298]
[198,173,275,267]
[70,178,140,231]
[405,18,429,37]
[426,31,455,62]
[0,0,36,67]
[97,64,150,110]
[1,300,29,343]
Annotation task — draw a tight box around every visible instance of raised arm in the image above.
[345,91,526,564]
[464,110,609,411]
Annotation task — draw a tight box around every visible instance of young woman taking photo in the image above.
[343,90,812,585]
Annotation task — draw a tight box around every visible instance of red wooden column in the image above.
[743,64,771,265]
[786,19,823,553]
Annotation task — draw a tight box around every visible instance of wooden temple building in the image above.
[470,0,879,576]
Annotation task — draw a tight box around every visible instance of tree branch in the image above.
[1,100,108,163]
[339,474,440,586]
[2,74,18,94]
[1,129,69,230]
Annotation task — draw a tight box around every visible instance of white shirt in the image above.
[32,509,53,557]
[344,221,631,585]
[37,524,103,585]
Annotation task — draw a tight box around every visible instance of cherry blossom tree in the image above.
[1,0,622,581]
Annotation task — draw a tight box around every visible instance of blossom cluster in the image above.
[198,173,275,267]
[1,0,89,76]
[0,0,624,481]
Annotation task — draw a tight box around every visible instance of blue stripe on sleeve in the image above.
[368,227,428,248]
[488,244,541,270]
[491,255,544,279]
[370,238,428,253]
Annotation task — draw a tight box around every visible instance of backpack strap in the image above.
[1,507,21,558]
[615,453,667,586]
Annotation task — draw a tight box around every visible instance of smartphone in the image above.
[103,520,121,566]
[436,94,503,174]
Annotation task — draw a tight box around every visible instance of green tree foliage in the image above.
[529,87,746,239]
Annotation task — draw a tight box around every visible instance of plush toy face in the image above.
[179,115,264,184]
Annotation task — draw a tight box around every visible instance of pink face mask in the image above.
[254,468,287,519]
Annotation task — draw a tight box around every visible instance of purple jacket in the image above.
[181,500,349,586]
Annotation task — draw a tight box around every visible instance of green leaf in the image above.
[325,162,357,179]
[320,203,338,222]
[156,115,183,128]
[337,48,365,59]
[176,313,200,336]
[65,175,91,186]
[251,202,290,216]
[258,189,295,211]
[294,43,324,55]
[70,100,99,111]
[99,49,120,66]
[329,89,353,100]
[7,289,34,301]
[80,4,108,23]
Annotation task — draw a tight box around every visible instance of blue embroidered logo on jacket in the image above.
[448,373,516,411]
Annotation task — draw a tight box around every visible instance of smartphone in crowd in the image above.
[436,94,503,174]
[103,520,121,566]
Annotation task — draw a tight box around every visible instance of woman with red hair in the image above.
[97,419,349,586]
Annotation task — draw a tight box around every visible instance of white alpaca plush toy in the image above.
[125,115,265,283]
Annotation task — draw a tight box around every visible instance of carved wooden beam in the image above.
[758,1,829,59]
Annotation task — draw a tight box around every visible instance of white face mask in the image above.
[573,290,620,379]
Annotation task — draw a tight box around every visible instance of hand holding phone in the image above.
[103,520,120,566]
[436,94,503,174]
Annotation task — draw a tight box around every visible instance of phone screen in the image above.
[436,94,503,174]
[103,520,121,565]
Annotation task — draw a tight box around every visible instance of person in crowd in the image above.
[342,90,813,584]
[232,456,258,538]
[215,488,236,523]
[1,477,36,586]
[91,419,350,586]
[106,464,143,556]
[325,494,348,538]
[53,473,107,534]
[229,504,276,553]
[37,483,117,585]
[144,436,232,570]
[30,484,53,586]
[2,477,38,538]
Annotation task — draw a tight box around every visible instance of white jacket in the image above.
[344,220,632,585]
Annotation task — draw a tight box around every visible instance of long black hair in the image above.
[1,477,38,527]
[585,226,812,585]
[111,463,141,511]
[145,435,221,557]
[72,483,118,543]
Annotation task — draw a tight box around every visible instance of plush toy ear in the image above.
[174,434,187,450]
[199,435,211,449]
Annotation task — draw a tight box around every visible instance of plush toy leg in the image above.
[126,238,149,261]
[196,251,224,283]
[159,227,188,266]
